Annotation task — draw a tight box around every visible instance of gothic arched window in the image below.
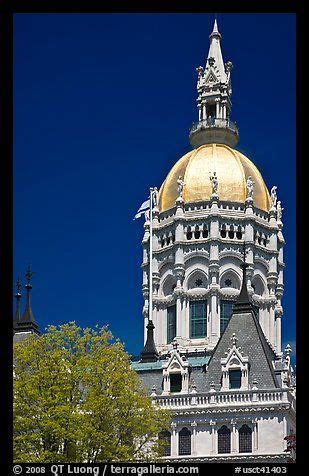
[179,427,191,455]
[187,227,192,240]
[202,225,208,238]
[218,425,231,454]
[159,430,171,456]
[194,225,200,239]
[239,424,252,453]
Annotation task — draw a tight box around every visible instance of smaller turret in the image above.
[13,265,40,339]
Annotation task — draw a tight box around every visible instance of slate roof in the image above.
[203,307,278,391]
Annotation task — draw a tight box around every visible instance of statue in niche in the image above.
[246,175,254,199]
[209,171,218,195]
[270,186,278,208]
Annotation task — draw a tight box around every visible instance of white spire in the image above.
[189,19,238,149]
[207,19,226,82]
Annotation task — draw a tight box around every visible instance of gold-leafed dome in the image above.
[158,144,271,212]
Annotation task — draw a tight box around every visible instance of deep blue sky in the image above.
[14,13,296,357]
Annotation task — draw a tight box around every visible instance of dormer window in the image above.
[229,369,242,389]
[220,334,249,390]
[170,373,182,393]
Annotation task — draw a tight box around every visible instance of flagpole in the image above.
[149,187,153,323]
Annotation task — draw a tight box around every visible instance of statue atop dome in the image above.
[177,176,185,199]
[209,171,218,196]
[277,200,284,221]
[270,186,278,208]
[246,176,254,200]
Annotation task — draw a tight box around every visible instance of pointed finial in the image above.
[13,276,22,327]
[231,333,237,346]
[210,18,221,39]
[25,265,34,286]
[140,320,159,363]
[15,276,22,296]
[172,339,179,350]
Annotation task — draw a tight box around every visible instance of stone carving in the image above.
[209,171,218,195]
[246,176,254,199]
[144,209,150,222]
[270,186,278,208]
[177,176,185,199]
[152,187,159,207]
[277,201,284,221]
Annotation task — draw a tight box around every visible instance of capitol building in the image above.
[13,18,296,464]
[132,19,296,463]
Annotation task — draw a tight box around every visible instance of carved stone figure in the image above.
[270,186,278,208]
[144,209,150,222]
[246,175,254,199]
[152,187,159,207]
[277,200,284,221]
[209,171,218,194]
[177,176,185,199]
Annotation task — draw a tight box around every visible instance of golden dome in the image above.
[158,143,271,212]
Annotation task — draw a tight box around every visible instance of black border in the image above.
[1,0,304,471]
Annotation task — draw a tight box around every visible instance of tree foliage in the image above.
[13,322,170,463]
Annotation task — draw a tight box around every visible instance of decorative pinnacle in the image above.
[210,18,221,39]
[285,344,292,356]
[231,333,237,346]
[15,277,22,297]
[25,265,34,287]
[172,339,179,350]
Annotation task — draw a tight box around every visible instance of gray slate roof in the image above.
[204,307,278,391]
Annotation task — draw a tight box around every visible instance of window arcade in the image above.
[179,427,191,455]
[218,425,231,454]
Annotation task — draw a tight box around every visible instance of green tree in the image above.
[13,322,170,463]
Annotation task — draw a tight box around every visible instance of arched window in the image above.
[187,227,192,240]
[167,305,176,344]
[218,425,231,454]
[220,300,234,334]
[239,425,252,453]
[229,369,242,389]
[220,224,227,238]
[228,225,235,239]
[159,430,171,456]
[194,225,200,239]
[170,373,182,393]
[179,427,191,455]
[189,300,207,338]
[202,225,208,238]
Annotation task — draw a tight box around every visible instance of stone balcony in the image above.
[153,388,296,411]
[189,117,239,149]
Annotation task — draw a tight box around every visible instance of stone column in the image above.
[209,197,220,342]
[215,98,220,118]
[252,419,258,452]
[202,101,206,121]
[210,420,216,454]
[275,314,282,353]
[171,422,177,457]
[231,419,237,453]
[176,296,182,338]
[191,421,197,455]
